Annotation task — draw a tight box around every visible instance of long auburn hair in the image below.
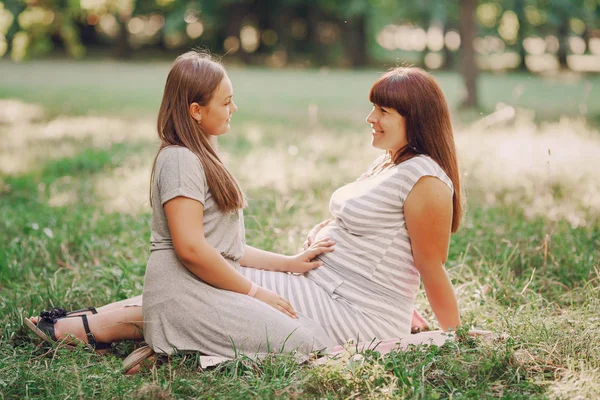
[150,51,245,212]
[369,67,462,232]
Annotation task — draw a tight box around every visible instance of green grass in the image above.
[1,61,599,399]
[1,60,600,125]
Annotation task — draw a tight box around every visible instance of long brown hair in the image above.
[369,67,462,232]
[150,50,245,212]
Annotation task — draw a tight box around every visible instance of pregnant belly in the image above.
[314,223,338,242]
[314,222,388,281]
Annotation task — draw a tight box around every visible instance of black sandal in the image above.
[66,306,99,316]
[25,308,112,350]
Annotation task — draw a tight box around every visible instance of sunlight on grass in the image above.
[0,99,45,124]
[458,113,600,227]
[0,101,156,175]
[307,354,398,398]
[549,368,600,400]
[93,155,152,214]
[228,124,379,193]
[47,176,79,207]
[2,100,599,227]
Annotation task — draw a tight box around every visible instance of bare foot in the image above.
[411,310,430,333]
[122,346,156,375]
[124,355,155,375]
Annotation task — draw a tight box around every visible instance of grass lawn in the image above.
[1,60,600,125]
[0,60,599,399]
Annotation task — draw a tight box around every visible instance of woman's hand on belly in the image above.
[285,237,335,273]
[303,219,334,250]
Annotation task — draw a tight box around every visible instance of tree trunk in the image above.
[225,3,251,64]
[77,21,99,47]
[112,16,131,59]
[459,0,478,108]
[582,24,590,54]
[441,23,455,70]
[419,20,431,68]
[341,15,368,67]
[515,0,528,71]
[307,7,327,66]
[256,0,271,55]
[557,16,569,69]
[272,5,294,64]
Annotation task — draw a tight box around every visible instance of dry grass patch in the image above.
[458,113,600,227]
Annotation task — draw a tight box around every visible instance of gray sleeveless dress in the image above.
[142,146,333,357]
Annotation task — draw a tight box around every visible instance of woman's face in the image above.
[366,104,407,152]
[194,75,237,136]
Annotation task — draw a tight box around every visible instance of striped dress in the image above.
[241,154,454,345]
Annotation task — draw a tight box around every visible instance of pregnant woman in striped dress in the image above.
[26,51,462,368]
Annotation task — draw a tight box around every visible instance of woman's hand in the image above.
[287,237,335,273]
[254,287,297,319]
[302,219,333,250]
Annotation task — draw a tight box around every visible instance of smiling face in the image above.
[366,104,407,152]
[190,75,237,136]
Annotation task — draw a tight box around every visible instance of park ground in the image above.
[0,61,599,399]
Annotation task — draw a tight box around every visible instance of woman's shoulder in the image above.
[157,146,202,166]
[400,154,438,171]
[158,145,193,158]
[395,155,453,192]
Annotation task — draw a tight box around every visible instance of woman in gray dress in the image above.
[27,50,337,359]
[27,51,469,368]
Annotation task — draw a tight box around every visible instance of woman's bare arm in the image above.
[404,176,460,332]
[240,240,335,274]
[240,246,290,272]
[164,196,296,318]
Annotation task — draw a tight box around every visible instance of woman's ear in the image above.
[189,102,203,124]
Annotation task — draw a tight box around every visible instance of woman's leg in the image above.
[87,294,427,335]
[95,295,143,313]
[53,306,144,344]
[31,287,426,347]
[29,295,144,324]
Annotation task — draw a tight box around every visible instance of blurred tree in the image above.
[280,0,371,67]
[2,0,595,76]
[551,0,573,68]
[3,0,86,61]
[1,0,24,57]
[514,0,529,71]
[459,0,479,108]
[544,0,589,69]
[490,0,536,72]
[306,1,329,65]
[331,0,370,67]
[439,1,461,70]
[369,0,461,70]
[397,0,434,66]
[580,0,599,51]
[217,0,253,63]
